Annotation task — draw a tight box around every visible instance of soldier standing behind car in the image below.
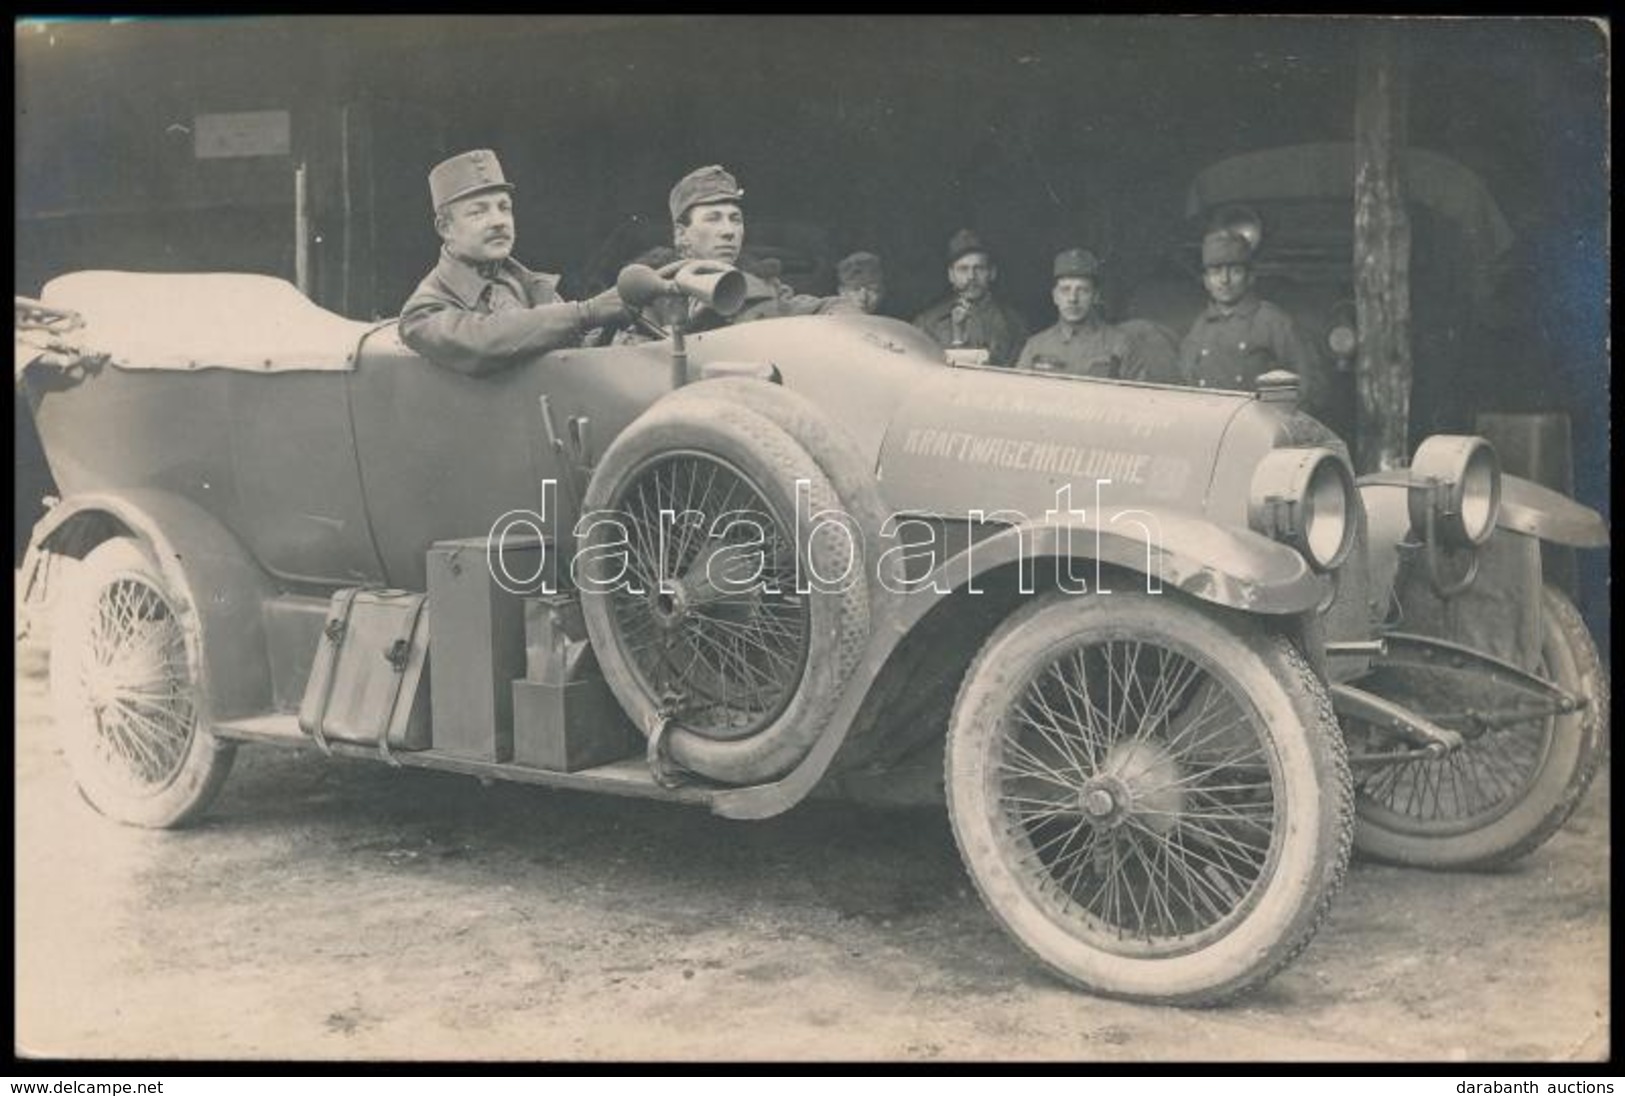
[1015,248,1145,379]
[1177,229,1315,391]
[913,229,1028,366]
[817,251,886,315]
[399,149,629,376]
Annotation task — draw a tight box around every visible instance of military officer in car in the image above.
[399,149,629,375]
[1177,228,1315,390]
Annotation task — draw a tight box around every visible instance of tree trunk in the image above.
[1353,22,1412,473]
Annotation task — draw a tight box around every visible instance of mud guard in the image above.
[31,488,277,721]
[710,512,1325,819]
[1496,474,1609,548]
[1359,470,1609,549]
[904,515,1329,615]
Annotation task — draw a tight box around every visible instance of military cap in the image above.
[429,149,513,210]
[947,228,993,264]
[1202,229,1253,268]
[1052,247,1103,282]
[669,164,745,223]
[836,251,884,289]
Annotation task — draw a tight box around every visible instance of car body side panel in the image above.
[28,364,241,534]
[346,326,675,590]
[225,363,385,589]
[27,349,384,590]
[873,365,1247,521]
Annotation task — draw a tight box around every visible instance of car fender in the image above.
[907,511,1329,615]
[710,508,1325,820]
[1495,473,1609,548]
[32,488,276,721]
[1359,470,1608,549]
[1358,471,1608,620]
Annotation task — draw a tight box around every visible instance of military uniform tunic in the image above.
[399,248,584,376]
[913,296,1029,367]
[1016,318,1142,379]
[1176,294,1315,391]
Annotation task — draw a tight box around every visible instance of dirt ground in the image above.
[12,637,1611,1063]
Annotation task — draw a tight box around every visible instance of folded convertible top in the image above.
[41,271,377,372]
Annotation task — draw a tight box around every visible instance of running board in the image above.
[214,714,719,806]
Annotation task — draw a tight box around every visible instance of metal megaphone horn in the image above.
[615,262,747,318]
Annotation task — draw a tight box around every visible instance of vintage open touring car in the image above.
[13,263,1609,1006]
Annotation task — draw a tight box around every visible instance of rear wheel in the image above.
[1351,583,1607,868]
[946,592,1352,1006]
[48,537,234,827]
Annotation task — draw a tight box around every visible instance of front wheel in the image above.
[48,538,234,827]
[946,592,1352,1006]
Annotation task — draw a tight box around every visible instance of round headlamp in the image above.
[1407,435,1501,548]
[1249,447,1357,571]
[1327,324,1357,359]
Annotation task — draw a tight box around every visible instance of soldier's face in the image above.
[1053,277,1098,324]
[949,253,995,302]
[438,190,515,264]
[840,283,883,314]
[676,203,744,263]
[1203,262,1251,307]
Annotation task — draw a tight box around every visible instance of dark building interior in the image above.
[14,15,1610,640]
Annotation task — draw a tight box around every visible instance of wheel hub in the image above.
[650,583,689,629]
[1078,776,1131,830]
[650,541,764,631]
[1086,739,1187,836]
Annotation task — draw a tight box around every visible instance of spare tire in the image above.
[577,393,872,785]
[658,377,902,594]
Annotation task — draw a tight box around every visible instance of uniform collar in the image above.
[1202,292,1262,322]
[1056,315,1101,339]
[435,246,530,309]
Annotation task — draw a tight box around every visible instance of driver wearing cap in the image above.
[399,149,629,375]
[666,164,828,330]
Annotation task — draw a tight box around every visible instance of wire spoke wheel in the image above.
[1350,583,1608,868]
[997,637,1280,957]
[578,393,872,784]
[79,575,197,791]
[50,538,234,827]
[947,593,1351,1005]
[1352,710,1548,835]
[607,451,811,741]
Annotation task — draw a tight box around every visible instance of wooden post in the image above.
[1352,22,1412,473]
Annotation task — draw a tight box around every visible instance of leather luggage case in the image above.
[298,588,431,754]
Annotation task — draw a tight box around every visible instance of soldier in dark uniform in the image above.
[1015,248,1142,379]
[1177,229,1315,391]
[667,164,826,330]
[913,229,1028,366]
[817,251,886,315]
[399,149,628,376]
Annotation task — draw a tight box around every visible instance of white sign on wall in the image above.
[194,110,291,158]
